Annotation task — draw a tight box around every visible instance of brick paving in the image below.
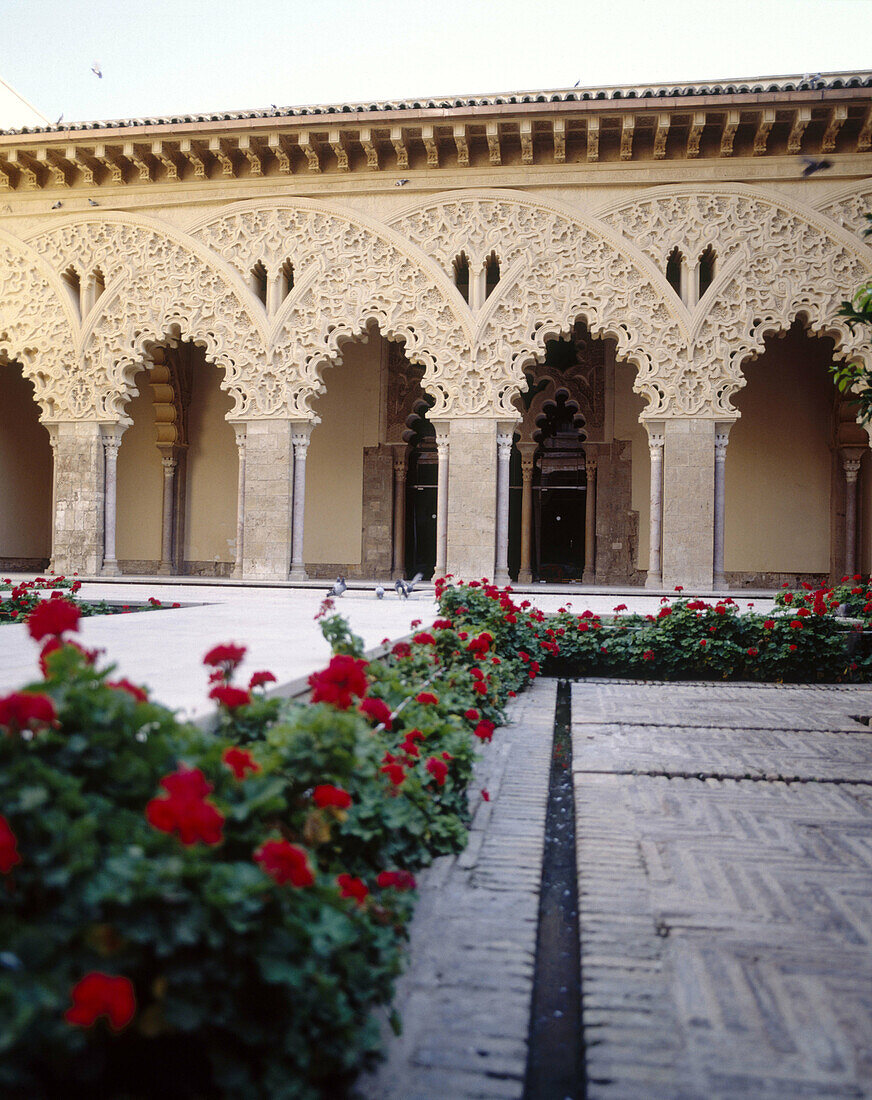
[359,678,872,1100]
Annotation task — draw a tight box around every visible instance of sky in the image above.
[1,0,870,125]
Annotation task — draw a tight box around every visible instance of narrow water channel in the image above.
[523,680,584,1100]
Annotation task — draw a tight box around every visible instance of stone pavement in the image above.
[572,680,872,1100]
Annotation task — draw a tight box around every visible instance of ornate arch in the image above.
[388,190,687,417]
[26,213,269,421]
[599,184,872,416]
[0,227,79,419]
[189,199,471,418]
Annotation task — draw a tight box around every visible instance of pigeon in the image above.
[394,572,423,599]
[91,62,103,79]
[801,156,833,177]
[50,201,63,210]
[88,198,99,206]
[395,179,409,187]
[375,585,385,599]
[329,575,346,597]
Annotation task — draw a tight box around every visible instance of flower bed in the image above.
[1,576,178,626]
[0,586,551,1098]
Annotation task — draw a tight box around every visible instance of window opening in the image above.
[697,246,716,299]
[250,261,268,307]
[665,247,684,299]
[485,252,501,299]
[453,253,470,303]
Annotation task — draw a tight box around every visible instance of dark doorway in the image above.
[534,392,587,582]
[405,444,437,579]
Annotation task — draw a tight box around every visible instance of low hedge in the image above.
[0,587,550,1099]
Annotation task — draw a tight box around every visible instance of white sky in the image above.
[1,0,870,125]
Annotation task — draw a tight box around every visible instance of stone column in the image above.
[842,449,863,576]
[645,424,665,588]
[517,443,537,583]
[582,457,598,584]
[51,423,105,576]
[470,264,486,313]
[157,453,177,575]
[392,447,408,580]
[713,424,732,590]
[289,422,313,581]
[434,422,450,578]
[101,424,126,577]
[494,424,514,585]
[267,270,283,317]
[46,424,59,573]
[241,420,294,579]
[443,419,503,580]
[232,424,246,578]
[661,418,716,591]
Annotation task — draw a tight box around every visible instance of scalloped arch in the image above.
[189,197,474,417]
[26,212,269,421]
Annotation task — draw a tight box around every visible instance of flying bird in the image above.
[91,62,103,79]
[329,575,347,598]
[801,156,833,177]
[50,201,63,210]
[395,179,409,187]
[375,585,385,600]
[394,572,423,599]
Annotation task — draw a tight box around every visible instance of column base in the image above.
[494,569,510,586]
[156,562,174,576]
[644,572,662,589]
[518,568,532,583]
[713,573,727,590]
[102,560,121,577]
[232,562,244,579]
[288,565,309,581]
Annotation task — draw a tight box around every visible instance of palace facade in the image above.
[1,73,871,589]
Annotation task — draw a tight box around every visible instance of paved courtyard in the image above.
[362,678,872,1099]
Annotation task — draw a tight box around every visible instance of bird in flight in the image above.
[801,156,833,177]
[395,572,423,599]
[91,62,103,79]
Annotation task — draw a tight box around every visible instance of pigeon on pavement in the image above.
[394,572,424,599]
[329,575,346,597]
[375,585,385,599]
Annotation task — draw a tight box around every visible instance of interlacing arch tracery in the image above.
[25,214,269,421]
[389,190,689,417]
[189,200,472,417]
[0,228,79,419]
[598,184,872,416]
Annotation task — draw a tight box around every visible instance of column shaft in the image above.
[101,425,125,577]
[392,449,407,580]
[518,446,536,583]
[582,460,597,584]
[842,450,863,576]
[645,428,664,588]
[713,426,731,590]
[435,426,449,578]
[289,424,312,581]
[233,426,246,578]
[157,455,176,574]
[494,429,513,585]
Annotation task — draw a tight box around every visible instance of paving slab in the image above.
[572,681,872,1100]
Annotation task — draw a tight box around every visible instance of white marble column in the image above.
[518,443,536,583]
[392,448,408,580]
[494,426,514,585]
[434,423,450,578]
[842,449,863,576]
[289,422,312,581]
[157,453,177,575]
[47,424,59,573]
[101,424,126,577]
[470,263,486,313]
[645,424,665,588]
[713,424,731,590]
[233,424,247,578]
[266,270,283,317]
[582,457,597,584]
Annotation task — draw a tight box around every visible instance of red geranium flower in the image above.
[27,597,80,642]
[473,680,488,695]
[416,692,439,705]
[790,620,803,630]
[413,632,436,645]
[65,973,136,1032]
[425,756,449,786]
[248,670,277,690]
[763,619,775,629]
[313,784,352,809]
[254,840,314,887]
[467,632,494,658]
[480,789,491,802]
[380,762,406,787]
[145,767,224,846]
[789,643,798,651]
[202,643,247,671]
[377,869,416,890]
[336,873,369,907]
[464,708,480,722]
[222,746,261,779]
[473,719,495,742]
[391,641,411,659]
[359,696,392,729]
[642,650,655,661]
[106,679,148,703]
[0,691,57,735]
[209,685,252,709]
[309,654,369,709]
[432,619,453,630]
[0,815,21,873]
[747,647,759,657]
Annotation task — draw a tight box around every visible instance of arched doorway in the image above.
[532,391,587,581]
[404,399,438,579]
[0,359,52,571]
[115,340,237,575]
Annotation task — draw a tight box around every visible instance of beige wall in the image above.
[726,330,835,573]
[184,356,237,564]
[305,339,381,564]
[0,363,52,559]
[116,371,163,562]
[613,360,650,571]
